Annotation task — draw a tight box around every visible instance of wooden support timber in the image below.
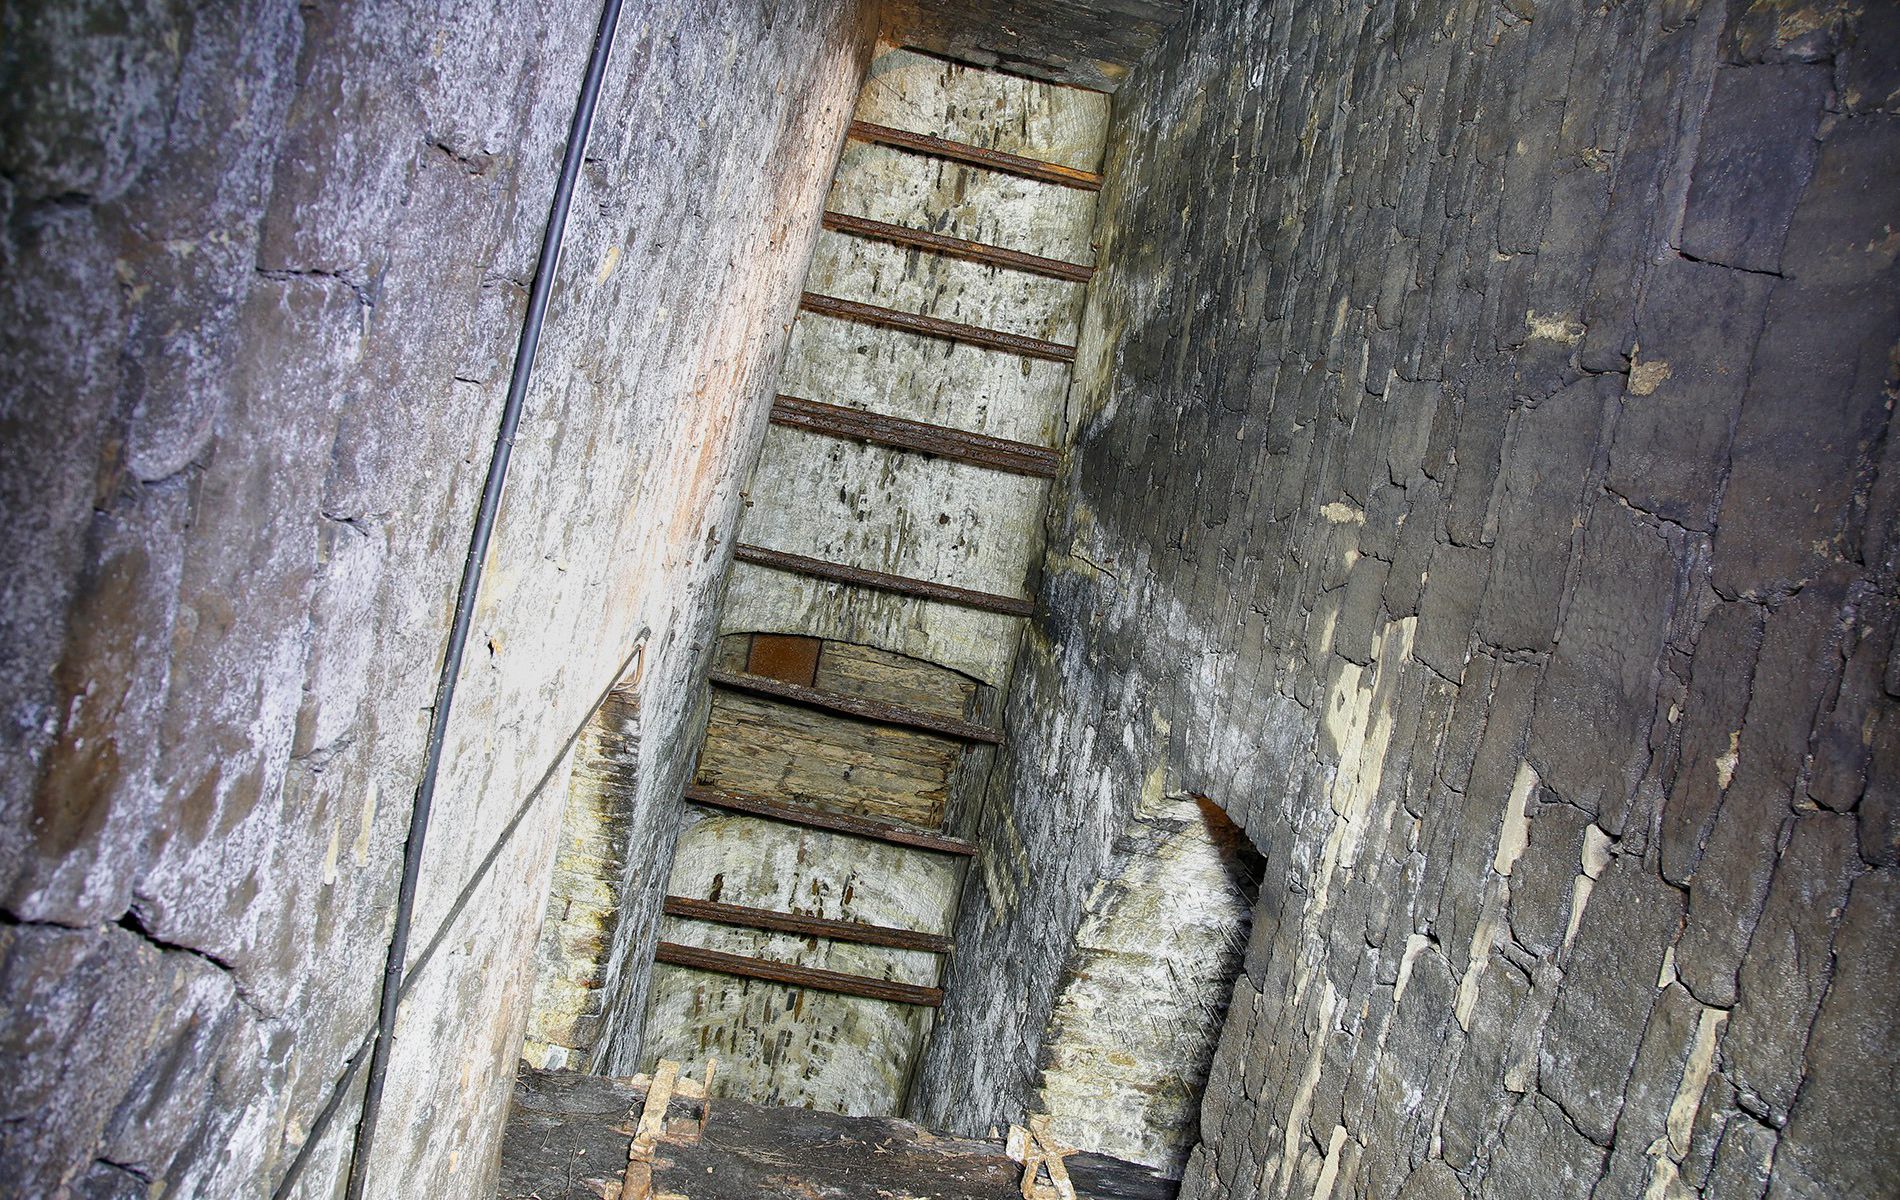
[619,1058,716,1200]
[821,211,1095,283]
[734,542,1036,617]
[707,668,1004,745]
[683,784,978,857]
[1007,1116,1080,1200]
[800,292,1076,363]
[846,120,1104,191]
[663,896,954,954]
[769,394,1059,478]
[654,941,945,1008]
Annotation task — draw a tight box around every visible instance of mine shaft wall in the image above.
[0,1,870,1195]
[916,1,1899,1196]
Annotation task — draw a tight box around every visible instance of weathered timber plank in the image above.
[800,292,1076,363]
[500,1067,1181,1200]
[846,119,1104,190]
[663,896,955,954]
[682,784,977,856]
[821,211,1095,283]
[734,543,1037,617]
[771,394,1060,477]
[707,668,1004,744]
[698,690,954,827]
[654,941,944,1007]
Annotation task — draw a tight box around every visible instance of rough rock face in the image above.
[881,0,1190,92]
[0,1,869,1195]
[917,0,1900,1196]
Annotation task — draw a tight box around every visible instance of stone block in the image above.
[1397,1159,1468,1199]
[1479,1093,1608,1198]
[1679,65,1830,273]
[1843,0,1900,114]
[1477,378,1613,651]
[1438,958,1530,1170]
[0,925,164,1196]
[1606,258,1774,532]
[1722,0,1846,64]
[1768,870,1900,1197]
[1527,502,1682,825]
[1726,813,1857,1119]
[1504,800,1593,961]
[1445,389,1514,548]
[1538,856,1685,1145]
[0,0,185,201]
[1334,556,1392,667]
[1385,476,1445,619]
[1660,599,1766,886]
[1862,707,1900,867]
[1711,115,1900,599]
[1806,588,1893,812]
[1415,542,1490,679]
[1587,981,1710,1198]
[1705,1114,1777,1200]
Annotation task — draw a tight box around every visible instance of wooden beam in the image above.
[822,211,1095,283]
[653,941,944,1008]
[663,896,954,954]
[683,784,978,856]
[708,668,1004,745]
[800,292,1075,363]
[846,120,1104,191]
[733,543,1035,617]
[770,394,1058,478]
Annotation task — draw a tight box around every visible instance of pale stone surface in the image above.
[855,46,1113,171]
[640,41,1109,1121]
[828,142,1102,264]
[1036,793,1259,1173]
[0,1,872,1195]
[641,809,957,1114]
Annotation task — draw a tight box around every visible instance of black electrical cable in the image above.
[326,2,628,1195]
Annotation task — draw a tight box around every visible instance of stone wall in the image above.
[1034,793,1261,1173]
[918,0,1899,1196]
[0,1,869,1195]
[880,0,1190,91]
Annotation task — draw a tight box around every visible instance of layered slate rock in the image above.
[910,2,1900,1199]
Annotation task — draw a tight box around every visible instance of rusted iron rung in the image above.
[663,895,954,954]
[734,542,1036,617]
[683,784,978,856]
[800,292,1076,364]
[846,119,1104,191]
[822,211,1095,283]
[770,394,1058,479]
[653,941,944,1007]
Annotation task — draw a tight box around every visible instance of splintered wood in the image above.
[1007,1115,1080,1200]
[618,1059,715,1200]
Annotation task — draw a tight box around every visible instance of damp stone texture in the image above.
[1035,791,1261,1174]
[915,0,1900,1197]
[0,2,870,1196]
[639,45,1111,1119]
